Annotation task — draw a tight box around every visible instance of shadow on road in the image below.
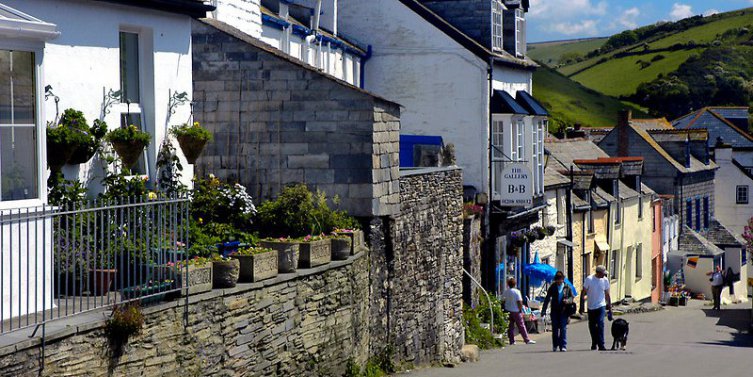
[700,308,753,348]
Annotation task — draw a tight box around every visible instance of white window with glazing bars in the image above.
[492,0,504,51]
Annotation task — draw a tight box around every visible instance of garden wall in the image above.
[191,18,401,217]
[0,255,370,377]
[463,216,483,308]
[368,167,465,365]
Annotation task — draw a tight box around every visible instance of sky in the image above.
[528,0,753,42]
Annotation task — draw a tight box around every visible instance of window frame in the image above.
[695,197,701,231]
[491,0,504,51]
[635,244,642,279]
[703,196,709,229]
[514,7,526,57]
[0,41,46,209]
[736,185,749,205]
[609,250,619,281]
[118,29,149,179]
[686,199,692,228]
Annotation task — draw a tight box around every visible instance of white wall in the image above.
[714,147,753,236]
[339,0,490,192]
[212,0,361,86]
[492,64,531,95]
[212,0,263,38]
[5,0,195,193]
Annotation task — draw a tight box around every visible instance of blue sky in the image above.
[528,0,753,42]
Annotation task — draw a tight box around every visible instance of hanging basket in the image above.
[47,139,77,172]
[68,140,98,164]
[112,140,148,169]
[176,135,208,164]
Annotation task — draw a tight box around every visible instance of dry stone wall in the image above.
[463,216,482,307]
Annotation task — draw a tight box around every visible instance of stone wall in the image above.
[373,167,465,364]
[0,256,370,377]
[463,216,482,307]
[192,18,400,217]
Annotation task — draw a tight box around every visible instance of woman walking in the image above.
[541,271,575,352]
[502,277,536,345]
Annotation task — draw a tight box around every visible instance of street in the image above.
[401,301,753,377]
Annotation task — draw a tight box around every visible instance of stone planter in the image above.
[299,238,331,268]
[212,259,240,289]
[231,250,279,282]
[155,263,213,296]
[334,230,364,255]
[330,237,352,261]
[260,240,300,273]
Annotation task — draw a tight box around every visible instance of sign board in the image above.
[498,163,532,207]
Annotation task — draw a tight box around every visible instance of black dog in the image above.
[610,318,629,350]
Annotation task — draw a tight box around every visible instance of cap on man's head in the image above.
[595,265,607,274]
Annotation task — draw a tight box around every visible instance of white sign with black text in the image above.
[499,163,532,207]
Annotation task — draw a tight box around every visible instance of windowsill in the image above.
[0,198,45,212]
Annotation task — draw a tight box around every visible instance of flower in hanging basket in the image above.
[69,118,108,164]
[533,226,547,240]
[509,231,526,247]
[106,125,151,169]
[545,225,557,236]
[171,121,213,164]
[46,109,97,170]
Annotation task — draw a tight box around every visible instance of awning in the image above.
[0,4,59,41]
[491,90,529,115]
[595,239,610,252]
[557,239,574,248]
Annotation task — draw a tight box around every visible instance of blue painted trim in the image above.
[360,45,372,89]
[291,24,311,38]
[262,13,290,30]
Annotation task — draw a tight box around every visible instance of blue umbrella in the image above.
[523,262,557,281]
[565,278,579,297]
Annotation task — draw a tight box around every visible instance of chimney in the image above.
[684,135,691,169]
[617,109,631,156]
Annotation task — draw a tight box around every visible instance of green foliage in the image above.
[155,139,186,195]
[256,184,359,238]
[230,246,272,256]
[106,302,144,340]
[191,175,257,231]
[604,30,639,51]
[463,304,503,350]
[170,121,213,142]
[47,172,87,207]
[106,124,151,145]
[558,51,583,66]
[188,221,257,256]
[476,294,509,335]
[99,172,148,200]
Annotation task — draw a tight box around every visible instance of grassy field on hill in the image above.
[528,38,606,66]
[649,10,753,49]
[533,66,646,129]
[571,49,703,97]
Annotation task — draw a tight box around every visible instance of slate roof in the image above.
[516,91,548,116]
[491,90,528,114]
[630,118,674,131]
[617,181,639,200]
[699,219,744,247]
[572,194,590,211]
[547,138,609,170]
[616,125,718,173]
[672,107,753,149]
[677,225,725,256]
[94,0,214,17]
[593,187,615,207]
[544,168,570,189]
[398,0,537,69]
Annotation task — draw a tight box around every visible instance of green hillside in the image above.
[528,38,606,67]
[533,65,646,129]
[531,7,753,121]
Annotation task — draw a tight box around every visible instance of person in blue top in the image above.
[541,271,575,352]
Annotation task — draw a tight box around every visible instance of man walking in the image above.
[581,265,612,351]
[706,265,724,311]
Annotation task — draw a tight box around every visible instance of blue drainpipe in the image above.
[359,45,372,89]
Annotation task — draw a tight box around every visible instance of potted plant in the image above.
[229,246,279,282]
[328,234,352,261]
[89,265,118,296]
[298,234,331,268]
[334,228,364,255]
[509,231,526,248]
[533,226,547,240]
[260,237,300,273]
[160,256,213,296]
[171,121,213,164]
[545,225,557,236]
[47,121,86,172]
[211,254,240,289]
[106,125,151,170]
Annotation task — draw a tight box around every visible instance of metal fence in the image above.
[0,194,190,334]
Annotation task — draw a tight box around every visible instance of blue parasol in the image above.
[564,278,579,297]
[524,262,557,287]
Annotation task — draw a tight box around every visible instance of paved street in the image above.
[402,301,753,377]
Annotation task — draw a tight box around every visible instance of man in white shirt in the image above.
[502,277,536,345]
[706,265,724,310]
[581,265,612,351]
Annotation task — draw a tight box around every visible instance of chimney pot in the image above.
[618,109,632,128]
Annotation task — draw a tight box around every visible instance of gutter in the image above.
[93,0,215,17]
[359,45,372,90]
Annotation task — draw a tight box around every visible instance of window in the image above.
[686,199,692,228]
[557,191,565,225]
[0,50,38,202]
[635,245,642,279]
[651,256,658,290]
[743,247,748,266]
[536,120,545,194]
[609,250,619,280]
[119,31,148,175]
[492,0,504,51]
[614,202,621,225]
[588,209,594,233]
[515,8,526,57]
[492,120,505,196]
[516,120,524,161]
[695,197,701,231]
[737,185,749,204]
[652,204,656,232]
[703,196,709,229]
[532,120,539,195]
